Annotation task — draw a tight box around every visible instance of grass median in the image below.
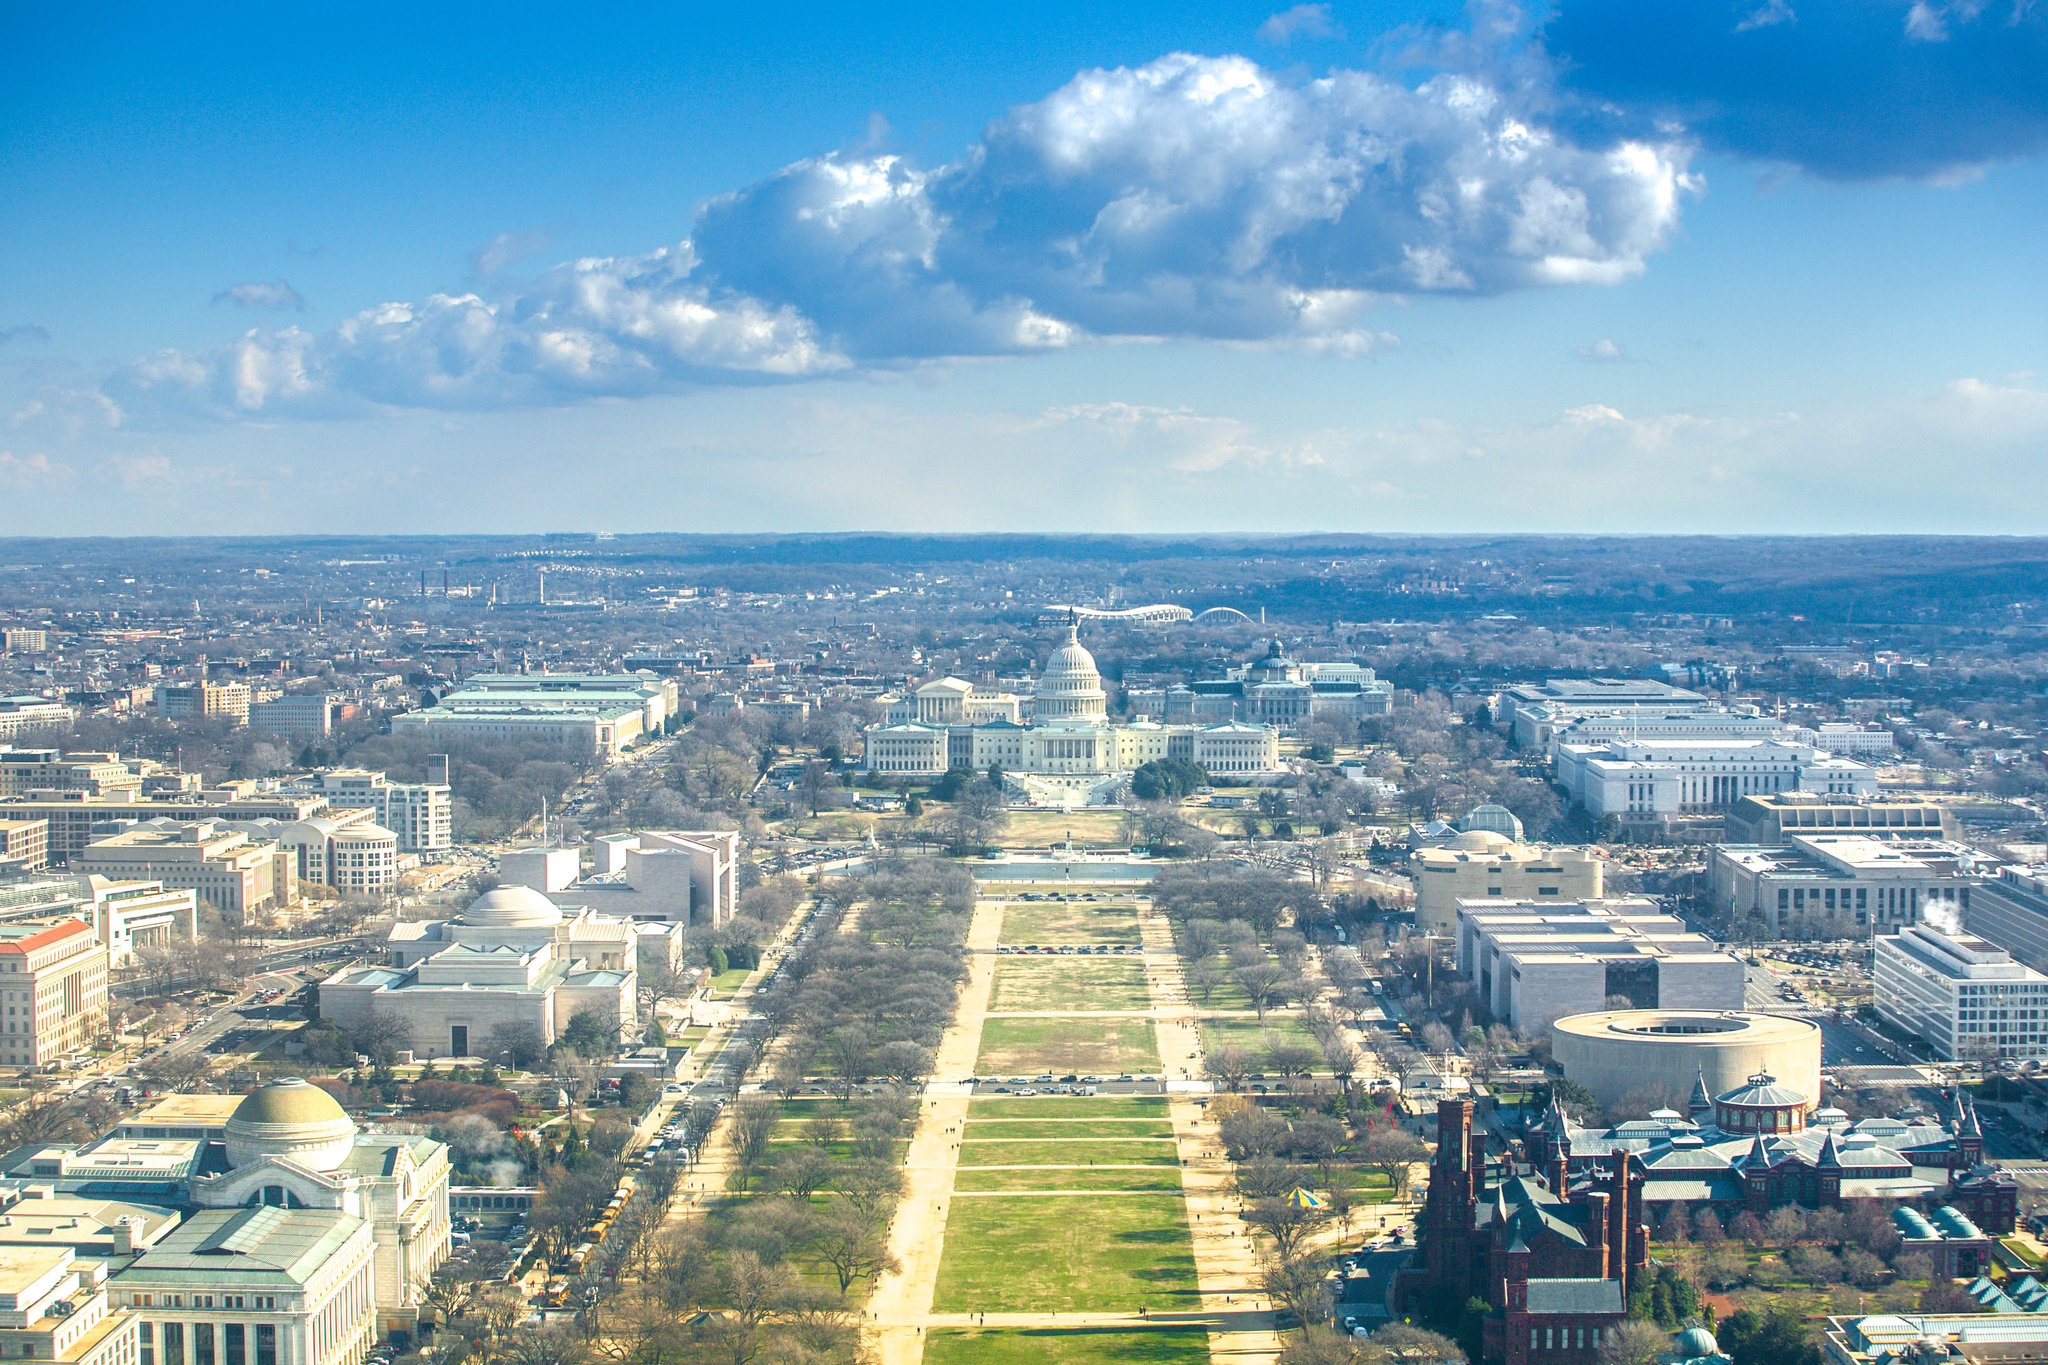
[924,1327,1210,1365]
[931,1193,1200,1313]
[989,957,1152,1011]
[977,1017,1161,1075]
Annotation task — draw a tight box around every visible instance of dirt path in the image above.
[865,896,1004,1365]
[1138,903,1285,1365]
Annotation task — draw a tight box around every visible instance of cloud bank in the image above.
[110,51,1693,420]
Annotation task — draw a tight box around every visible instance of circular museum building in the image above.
[1551,1009,1822,1111]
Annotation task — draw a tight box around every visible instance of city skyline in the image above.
[2,1,2044,535]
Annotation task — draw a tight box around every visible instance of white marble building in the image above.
[863,626,1282,804]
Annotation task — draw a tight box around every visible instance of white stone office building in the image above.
[318,887,635,1059]
[1411,830,1608,936]
[1556,737,1878,824]
[1456,898,1747,1036]
[392,674,676,758]
[1874,925,2048,1063]
[1504,679,1719,750]
[1709,835,1990,938]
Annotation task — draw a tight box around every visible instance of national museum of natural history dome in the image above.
[862,624,1282,805]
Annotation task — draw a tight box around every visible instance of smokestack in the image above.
[421,570,427,598]
[443,569,449,595]
[538,569,546,604]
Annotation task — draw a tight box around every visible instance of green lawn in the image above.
[978,1017,1161,1075]
[953,1167,1185,1193]
[924,1327,1210,1365]
[709,967,753,992]
[962,1119,1176,1139]
[998,902,1144,946]
[970,1095,1169,1118]
[931,1194,1200,1312]
[1198,1015,1326,1063]
[989,958,1152,1012]
[956,1139,1181,1167]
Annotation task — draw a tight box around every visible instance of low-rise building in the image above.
[392,673,675,758]
[1457,898,1746,1035]
[320,887,635,1059]
[1557,737,1878,825]
[224,819,399,899]
[1875,925,2048,1063]
[0,1246,139,1365]
[77,823,295,925]
[0,1185,181,1265]
[0,699,77,742]
[0,792,332,869]
[1505,678,1718,750]
[502,831,739,927]
[1412,831,1607,936]
[0,752,147,801]
[0,918,109,1072]
[1708,836,1991,938]
[0,875,198,970]
[1822,1310,2048,1365]
[1724,792,1959,846]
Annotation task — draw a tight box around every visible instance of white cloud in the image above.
[1258,4,1341,45]
[1736,0,1795,31]
[211,281,306,311]
[1574,338,1628,361]
[469,228,556,281]
[110,53,1694,420]
[0,450,70,490]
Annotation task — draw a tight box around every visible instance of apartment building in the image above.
[77,822,295,925]
[155,683,251,725]
[0,630,49,654]
[0,917,110,1070]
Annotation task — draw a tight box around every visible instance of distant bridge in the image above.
[1042,603,1195,624]
[1191,606,1255,623]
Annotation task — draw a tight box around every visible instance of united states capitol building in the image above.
[863,625,1282,805]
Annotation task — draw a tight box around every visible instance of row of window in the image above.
[139,1321,277,1365]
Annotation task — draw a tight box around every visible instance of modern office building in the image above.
[0,818,48,873]
[282,772,451,854]
[155,684,251,726]
[0,917,109,1071]
[247,694,340,743]
[1,792,332,869]
[1723,792,1959,846]
[0,874,199,969]
[0,751,148,801]
[78,823,296,925]
[1550,1010,1821,1112]
[0,698,77,742]
[1874,925,2048,1063]
[499,830,739,927]
[1456,898,1746,1036]
[1411,830,1607,936]
[1708,836,1990,938]
[224,819,400,898]
[319,886,635,1059]
[0,630,49,654]
[392,673,676,758]
[1961,865,2048,977]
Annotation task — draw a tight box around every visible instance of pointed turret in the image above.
[1817,1130,1843,1169]
[1965,1098,1983,1140]
[1745,1132,1772,1168]
[1688,1068,1714,1123]
[1953,1089,1970,1131]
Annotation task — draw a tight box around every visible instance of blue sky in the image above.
[2,0,2044,534]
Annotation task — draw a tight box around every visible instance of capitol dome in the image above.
[1034,624,1108,723]
[224,1078,358,1171]
[463,884,565,928]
